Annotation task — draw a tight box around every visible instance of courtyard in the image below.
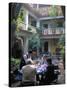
[9,3,65,87]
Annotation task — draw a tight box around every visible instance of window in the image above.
[31,20,36,27]
[43,24,48,29]
[57,22,63,27]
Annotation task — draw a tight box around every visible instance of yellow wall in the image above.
[49,39,57,55]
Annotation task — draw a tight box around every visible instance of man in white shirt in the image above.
[21,60,36,83]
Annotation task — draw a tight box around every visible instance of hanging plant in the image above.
[16,8,25,31]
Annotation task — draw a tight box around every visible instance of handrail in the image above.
[42,27,64,35]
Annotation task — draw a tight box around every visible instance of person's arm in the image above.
[19,66,24,74]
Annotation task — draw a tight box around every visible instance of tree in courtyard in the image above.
[58,35,65,69]
[49,5,58,16]
[58,35,65,56]
[28,27,41,55]
[28,33,40,50]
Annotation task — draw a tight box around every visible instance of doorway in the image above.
[44,41,48,52]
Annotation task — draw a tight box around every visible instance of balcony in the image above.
[42,27,64,35]
[28,24,37,33]
[17,22,37,34]
[18,22,26,30]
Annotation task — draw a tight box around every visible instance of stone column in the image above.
[21,38,24,53]
[36,20,40,28]
[42,45,44,53]
[48,23,51,34]
[37,4,39,9]
[36,20,40,56]
[23,37,28,54]
[42,40,44,53]
[25,10,29,30]
[48,40,51,53]
[51,39,54,55]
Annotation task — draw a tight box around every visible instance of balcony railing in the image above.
[18,22,37,33]
[42,27,64,35]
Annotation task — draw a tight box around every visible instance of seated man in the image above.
[40,58,55,85]
[21,60,36,86]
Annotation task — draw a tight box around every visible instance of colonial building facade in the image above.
[16,4,65,55]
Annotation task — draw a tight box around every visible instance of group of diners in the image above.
[14,53,59,86]
[11,38,60,86]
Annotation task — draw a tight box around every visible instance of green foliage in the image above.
[28,27,42,51]
[58,35,65,56]
[28,33,40,50]
[36,27,42,34]
[11,58,20,70]
[11,8,25,33]
[59,35,65,46]
[49,6,58,16]
[16,8,25,31]
[17,9,24,23]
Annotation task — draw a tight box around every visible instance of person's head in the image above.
[23,54,27,60]
[47,58,52,65]
[28,51,32,58]
[43,54,48,61]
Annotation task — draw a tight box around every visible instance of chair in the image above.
[21,64,38,86]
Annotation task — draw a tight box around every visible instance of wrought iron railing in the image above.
[42,27,64,35]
